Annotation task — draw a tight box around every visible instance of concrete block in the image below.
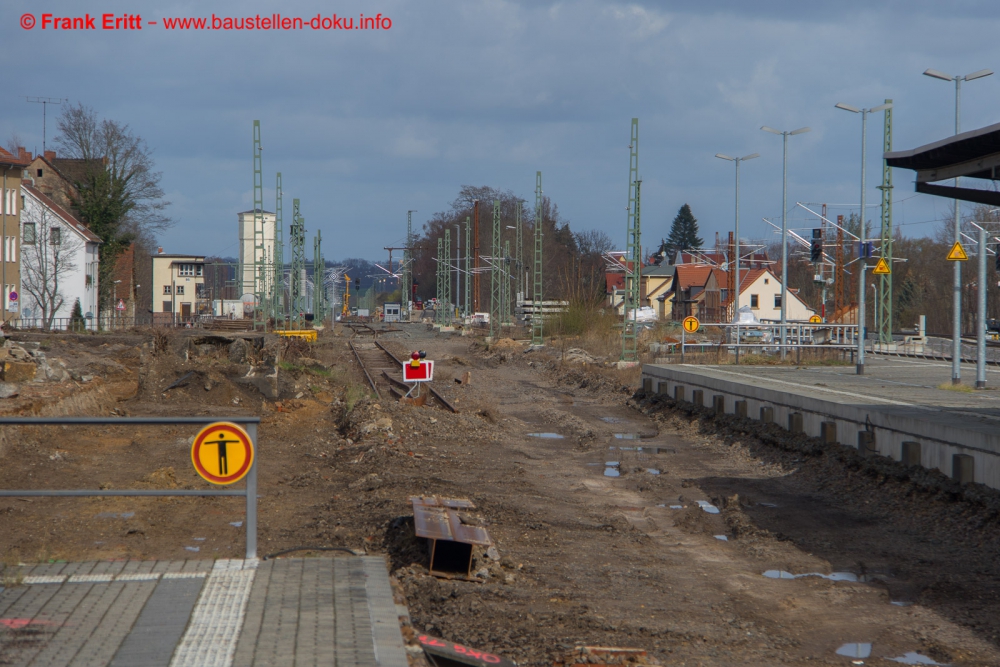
[734,400,748,418]
[901,441,921,467]
[858,431,876,457]
[691,389,704,407]
[953,454,974,484]
[674,385,685,402]
[642,377,653,392]
[1,361,36,383]
[712,394,725,414]
[760,406,773,424]
[788,412,804,433]
[820,421,837,444]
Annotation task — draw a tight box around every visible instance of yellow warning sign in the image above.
[947,241,969,261]
[682,316,700,333]
[809,315,822,323]
[191,422,255,485]
[873,257,891,275]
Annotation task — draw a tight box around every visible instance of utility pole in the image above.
[436,237,444,324]
[443,229,452,325]
[503,240,511,327]
[251,121,267,331]
[516,202,524,303]
[313,231,324,324]
[289,199,306,328]
[532,172,544,346]
[490,200,502,338]
[26,97,66,153]
[464,216,471,318]
[473,200,481,313]
[877,99,894,347]
[622,118,641,362]
[274,172,284,325]
[402,211,414,319]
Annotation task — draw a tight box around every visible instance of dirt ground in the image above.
[2,325,1000,666]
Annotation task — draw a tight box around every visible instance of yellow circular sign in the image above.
[682,316,700,333]
[809,315,822,323]
[191,422,255,485]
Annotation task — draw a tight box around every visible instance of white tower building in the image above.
[237,209,275,297]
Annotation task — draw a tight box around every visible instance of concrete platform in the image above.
[0,557,407,667]
[643,357,1000,490]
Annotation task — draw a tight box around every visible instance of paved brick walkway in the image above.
[0,557,407,667]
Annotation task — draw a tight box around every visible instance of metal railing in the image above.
[0,416,259,559]
[678,322,860,363]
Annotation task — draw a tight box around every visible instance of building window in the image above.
[764,278,769,285]
[175,285,185,296]
[49,227,61,245]
[163,285,172,295]
[774,294,782,308]
[163,301,172,313]
[36,169,43,178]
[178,264,203,277]
[750,294,758,308]
[22,223,35,245]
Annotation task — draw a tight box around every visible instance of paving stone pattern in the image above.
[0,557,407,667]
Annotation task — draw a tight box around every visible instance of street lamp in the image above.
[835,100,892,375]
[761,125,810,358]
[924,67,994,384]
[715,152,759,363]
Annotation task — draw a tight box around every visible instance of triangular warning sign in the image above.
[873,257,890,275]
[947,241,969,261]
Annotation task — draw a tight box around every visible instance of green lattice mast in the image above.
[443,229,452,325]
[515,202,524,304]
[503,239,511,325]
[532,172,544,345]
[622,118,641,362]
[273,172,284,324]
[289,199,306,327]
[877,99,894,346]
[252,121,267,330]
[435,237,444,324]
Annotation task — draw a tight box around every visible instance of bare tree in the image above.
[20,207,82,330]
[5,133,24,156]
[54,102,171,308]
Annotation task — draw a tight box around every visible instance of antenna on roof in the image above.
[25,97,68,153]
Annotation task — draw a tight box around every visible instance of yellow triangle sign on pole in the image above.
[873,257,891,275]
[946,241,969,261]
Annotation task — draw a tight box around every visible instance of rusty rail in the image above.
[348,340,382,399]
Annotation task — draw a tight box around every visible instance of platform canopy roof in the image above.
[885,121,1000,206]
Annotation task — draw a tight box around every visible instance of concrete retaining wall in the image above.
[642,365,1000,490]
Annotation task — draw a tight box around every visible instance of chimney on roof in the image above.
[157,247,164,254]
[44,150,55,161]
[17,147,31,162]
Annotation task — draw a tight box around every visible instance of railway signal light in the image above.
[810,239,823,262]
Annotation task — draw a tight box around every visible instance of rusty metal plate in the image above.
[410,496,492,546]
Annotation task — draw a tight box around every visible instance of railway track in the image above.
[348,339,457,412]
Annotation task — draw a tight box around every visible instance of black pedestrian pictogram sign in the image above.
[191,422,254,485]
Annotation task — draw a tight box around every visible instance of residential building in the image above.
[606,262,676,320]
[151,252,208,324]
[237,209,275,296]
[0,147,29,325]
[20,184,102,329]
[19,148,102,212]
[670,265,815,323]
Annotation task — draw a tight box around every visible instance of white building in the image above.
[19,184,101,329]
[735,268,815,322]
[237,209,275,297]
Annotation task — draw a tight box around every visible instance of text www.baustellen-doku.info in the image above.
[19,12,392,31]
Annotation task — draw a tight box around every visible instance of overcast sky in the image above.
[4,0,1000,261]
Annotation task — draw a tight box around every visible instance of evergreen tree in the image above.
[70,298,85,332]
[664,204,703,262]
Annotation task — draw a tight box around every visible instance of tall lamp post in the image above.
[835,101,893,376]
[761,125,810,358]
[924,67,993,384]
[715,151,759,364]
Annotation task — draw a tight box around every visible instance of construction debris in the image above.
[418,634,517,667]
[554,647,661,667]
[410,496,493,579]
